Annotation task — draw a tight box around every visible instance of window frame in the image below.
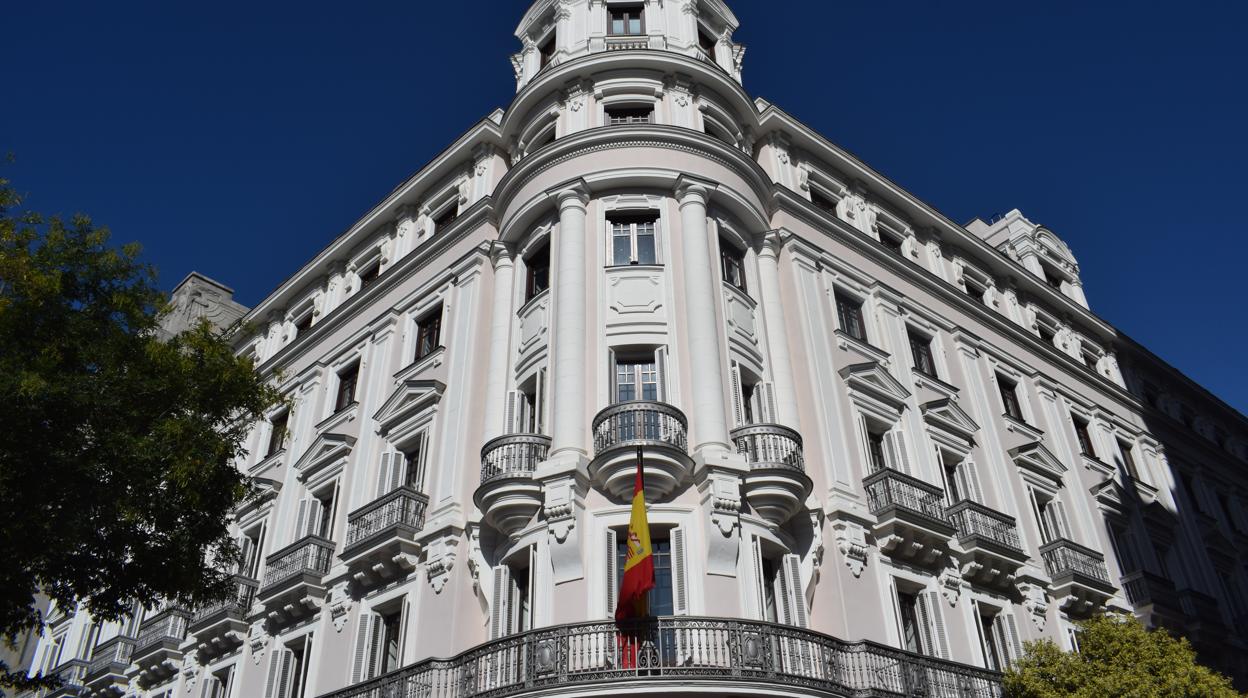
[266,410,290,458]
[607,212,660,266]
[525,243,550,302]
[908,330,936,378]
[1071,416,1095,458]
[605,105,654,125]
[719,237,747,293]
[834,291,868,343]
[414,305,444,362]
[334,362,360,413]
[607,4,646,36]
[998,374,1024,422]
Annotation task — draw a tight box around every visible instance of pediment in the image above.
[1009,441,1067,481]
[373,379,446,438]
[291,432,355,480]
[840,362,911,408]
[921,399,979,440]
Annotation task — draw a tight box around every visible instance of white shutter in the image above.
[198,675,217,698]
[672,527,689,615]
[751,536,768,621]
[761,382,778,423]
[397,598,411,670]
[237,535,253,577]
[304,498,324,539]
[351,613,376,684]
[293,499,309,542]
[914,593,936,658]
[504,390,523,434]
[776,554,808,628]
[1003,612,1023,665]
[277,648,295,698]
[368,614,384,680]
[263,649,281,698]
[376,453,393,497]
[388,452,406,493]
[961,459,984,504]
[1048,499,1070,540]
[729,364,745,427]
[605,529,618,618]
[925,591,950,659]
[655,347,669,402]
[884,429,910,473]
[490,566,512,639]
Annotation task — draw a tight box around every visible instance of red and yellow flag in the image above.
[616,446,654,621]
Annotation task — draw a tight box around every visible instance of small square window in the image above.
[432,205,458,232]
[293,313,313,337]
[335,363,360,413]
[605,105,653,125]
[810,189,838,216]
[880,232,904,255]
[609,4,645,36]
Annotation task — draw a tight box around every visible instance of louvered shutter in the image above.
[729,364,745,427]
[388,452,406,493]
[304,498,324,539]
[276,648,294,698]
[237,535,253,576]
[961,459,984,504]
[263,649,281,698]
[884,429,910,473]
[672,527,689,615]
[655,347,669,402]
[914,593,937,658]
[198,675,217,698]
[761,382,778,423]
[491,566,512,639]
[504,390,523,435]
[751,537,768,620]
[397,599,411,670]
[1048,499,1070,539]
[1003,612,1023,665]
[293,499,309,543]
[776,554,808,628]
[924,591,950,659]
[351,613,376,684]
[605,529,618,618]
[368,614,384,680]
[376,453,393,497]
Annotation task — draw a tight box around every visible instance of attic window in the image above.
[539,34,556,69]
[432,205,458,233]
[810,189,838,216]
[880,231,904,255]
[606,105,653,125]
[358,260,381,290]
[698,28,717,58]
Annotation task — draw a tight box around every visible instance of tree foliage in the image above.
[0,173,283,690]
[1004,614,1242,698]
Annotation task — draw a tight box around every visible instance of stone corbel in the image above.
[540,468,587,584]
[247,620,268,665]
[830,518,870,577]
[697,467,742,576]
[419,503,467,594]
[181,654,198,693]
[1017,576,1050,631]
[466,524,485,598]
[939,560,963,607]
[328,581,352,633]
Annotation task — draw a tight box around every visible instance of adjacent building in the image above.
[24,1,1248,696]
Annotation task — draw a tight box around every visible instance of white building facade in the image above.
[26,1,1248,696]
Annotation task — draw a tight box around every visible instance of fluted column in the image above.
[676,182,732,454]
[756,232,799,427]
[550,185,591,458]
[483,243,516,438]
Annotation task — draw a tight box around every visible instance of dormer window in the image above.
[293,312,313,338]
[880,231,905,255]
[605,105,653,125]
[609,5,645,36]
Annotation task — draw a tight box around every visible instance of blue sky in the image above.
[3,1,1246,415]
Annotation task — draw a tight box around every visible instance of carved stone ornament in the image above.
[248,620,268,665]
[939,562,963,607]
[831,519,869,578]
[424,533,459,594]
[1018,580,1050,631]
[181,654,198,693]
[328,581,353,633]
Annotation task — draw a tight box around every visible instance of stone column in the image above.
[483,243,515,438]
[676,182,732,454]
[550,185,591,458]
[756,231,800,427]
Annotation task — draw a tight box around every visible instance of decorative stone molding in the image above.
[1017,578,1050,631]
[939,561,963,607]
[697,465,743,576]
[831,518,870,578]
[328,581,352,633]
[181,654,198,693]
[247,620,268,665]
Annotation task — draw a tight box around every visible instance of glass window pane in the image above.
[613,225,632,264]
[628,17,642,34]
[635,228,656,264]
[611,17,624,34]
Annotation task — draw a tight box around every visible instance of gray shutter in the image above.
[656,347,669,402]
[198,674,216,698]
[276,648,293,698]
[304,498,324,539]
[925,591,950,659]
[1049,499,1070,539]
[729,364,745,427]
[672,527,689,615]
[605,529,618,618]
[751,536,767,620]
[762,382,778,423]
[884,429,910,473]
[504,390,522,435]
[777,554,808,628]
[914,593,937,658]
[376,453,393,497]
[351,612,375,684]
[368,613,384,680]
[236,535,253,577]
[294,499,309,542]
[491,566,512,639]
[263,649,281,698]
[1003,612,1023,665]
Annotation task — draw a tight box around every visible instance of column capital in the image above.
[757,228,793,259]
[550,180,591,210]
[674,177,713,205]
[488,241,515,268]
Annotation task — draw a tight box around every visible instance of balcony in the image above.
[1040,538,1116,615]
[732,424,812,525]
[84,636,134,696]
[863,468,956,567]
[590,401,691,502]
[130,608,190,689]
[474,434,550,536]
[946,500,1029,589]
[256,535,334,627]
[188,575,257,661]
[340,486,430,588]
[318,616,1001,698]
[605,36,651,51]
[1178,589,1228,645]
[36,659,87,697]
[1119,571,1183,629]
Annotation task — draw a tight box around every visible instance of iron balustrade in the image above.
[317,616,1001,698]
[345,487,430,550]
[592,401,688,456]
[133,609,190,658]
[1178,589,1223,623]
[480,434,552,485]
[86,636,134,679]
[261,536,335,591]
[863,468,950,525]
[190,575,258,628]
[731,424,805,472]
[1039,538,1111,584]
[945,500,1023,553]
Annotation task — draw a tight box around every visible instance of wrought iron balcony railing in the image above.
[133,608,190,658]
[592,401,688,456]
[1120,570,1178,609]
[480,434,551,485]
[863,468,951,526]
[86,636,134,679]
[344,487,430,552]
[260,536,334,592]
[317,616,1001,698]
[945,500,1023,553]
[1039,538,1111,584]
[731,423,805,472]
[190,575,258,629]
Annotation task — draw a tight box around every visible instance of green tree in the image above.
[0,173,283,691]
[1005,614,1241,697]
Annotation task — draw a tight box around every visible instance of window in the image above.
[539,34,556,69]
[404,435,427,491]
[240,525,266,579]
[835,292,867,342]
[265,635,312,698]
[880,232,904,255]
[1029,489,1067,544]
[892,586,947,659]
[759,555,778,622]
[614,354,660,403]
[896,591,923,653]
[266,411,289,458]
[432,205,458,233]
[378,610,403,675]
[974,607,1021,670]
[1042,266,1064,290]
[1037,323,1056,346]
[298,487,338,541]
[335,363,359,412]
[605,105,653,125]
[908,331,936,378]
[490,549,537,639]
[1117,439,1139,480]
[979,613,1003,671]
[703,119,736,146]
[608,4,644,35]
[203,666,234,698]
[1081,348,1099,372]
[998,375,1023,421]
[293,313,313,338]
[1072,417,1095,458]
[720,237,747,292]
[608,213,658,265]
[810,189,838,216]
[940,453,981,505]
[698,28,717,58]
[617,538,674,616]
[1108,522,1139,573]
[525,243,550,302]
[357,261,381,291]
[964,277,989,304]
[866,428,887,473]
[414,306,443,361]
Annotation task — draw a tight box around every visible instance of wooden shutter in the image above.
[304,498,324,539]
[237,535,253,577]
[263,648,281,698]
[368,614,384,680]
[672,527,689,615]
[1003,612,1023,665]
[388,452,406,493]
[914,593,937,658]
[351,612,376,684]
[924,591,950,659]
[198,675,217,698]
[729,364,745,427]
[490,566,512,639]
[605,529,618,618]
[1048,499,1070,540]
[776,554,808,628]
[884,429,910,473]
[376,453,393,497]
[278,647,295,698]
[397,598,411,671]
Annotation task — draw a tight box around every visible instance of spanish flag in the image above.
[616,446,654,621]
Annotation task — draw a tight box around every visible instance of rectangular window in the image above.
[1043,266,1064,290]
[614,355,659,403]
[1029,489,1066,544]
[835,292,867,342]
[720,238,747,293]
[266,411,289,458]
[608,4,645,35]
[293,313,313,338]
[866,428,887,473]
[896,591,923,654]
[978,613,1003,671]
[1037,323,1056,346]
[525,243,550,301]
[880,232,904,254]
[335,363,360,413]
[617,538,673,615]
[998,375,1023,421]
[378,610,403,675]
[909,331,936,378]
[539,35,556,69]
[357,261,381,291]
[810,189,838,216]
[698,28,717,57]
[605,106,653,125]
[608,213,658,265]
[1072,417,1095,458]
[415,306,443,361]
[403,435,427,491]
[1108,523,1139,573]
[432,205,458,232]
[1118,439,1139,480]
